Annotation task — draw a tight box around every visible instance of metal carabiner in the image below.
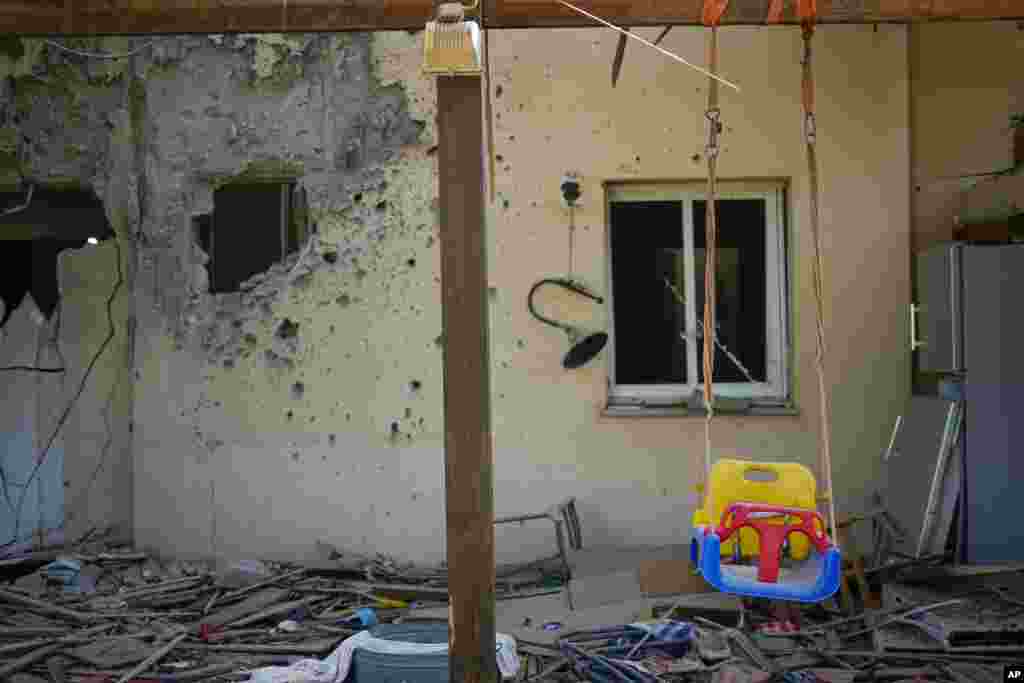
[804,112,817,144]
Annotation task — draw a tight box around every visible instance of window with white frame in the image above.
[605,180,790,407]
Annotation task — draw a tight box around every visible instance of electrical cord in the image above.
[2,183,34,216]
[4,236,123,547]
[0,365,65,373]
[526,278,603,333]
[64,369,120,535]
[44,39,158,60]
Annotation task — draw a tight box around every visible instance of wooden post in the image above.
[437,75,498,683]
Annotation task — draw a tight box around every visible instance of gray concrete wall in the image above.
[0,39,136,547]
[0,241,132,548]
[0,300,66,547]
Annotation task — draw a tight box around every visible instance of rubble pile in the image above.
[1,536,1022,682]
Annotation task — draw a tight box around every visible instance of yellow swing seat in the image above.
[691,459,819,560]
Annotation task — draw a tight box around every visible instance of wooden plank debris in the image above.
[0,589,95,623]
[69,637,154,668]
[199,588,291,629]
[213,568,307,605]
[0,626,70,638]
[45,657,69,683]
[1,523,1020,683]
[345,582,450,603]
[178,637,343,655]
[0,643,63,679]
[112,632,188,683]
[0,638,54,658]
[227,596,325,628]
[115,576,204,598]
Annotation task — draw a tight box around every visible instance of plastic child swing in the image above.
[688,0,842,604]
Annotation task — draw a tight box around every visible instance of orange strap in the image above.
[702,0,729,27]
[799,0,817,23]
[766,0,816,24]
[802,25,815,115]
[800,3,816,115]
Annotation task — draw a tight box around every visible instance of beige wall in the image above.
[130,24,911,564]
[490,24,909,556]
[58,240,134,544]
[912,21,1024,251]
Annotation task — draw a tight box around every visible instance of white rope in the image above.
[701,25,721,496]
[554,0,740,92]
[802,24,839,545]
[2,184,34,216]
[663,278,756,385]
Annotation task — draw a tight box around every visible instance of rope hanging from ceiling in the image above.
[697,0,838,545]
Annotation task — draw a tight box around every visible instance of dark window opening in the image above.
[606,182,787,403]
[197,182,311,294]
[610,200,686,385]
[694,199,767,383]
[0,187,112,330]
[0,239,86,329]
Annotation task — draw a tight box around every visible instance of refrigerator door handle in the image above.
[911,303,924,351]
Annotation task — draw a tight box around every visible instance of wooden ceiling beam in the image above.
[0,0,1020,35]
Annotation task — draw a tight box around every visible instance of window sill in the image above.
[602,403,800,418]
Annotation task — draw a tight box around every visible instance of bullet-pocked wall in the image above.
[131,24,910,565]
[1,25,912,564]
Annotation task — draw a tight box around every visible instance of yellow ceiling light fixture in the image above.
[422,0,482,76]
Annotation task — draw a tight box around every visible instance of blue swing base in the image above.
[691,528,842,603]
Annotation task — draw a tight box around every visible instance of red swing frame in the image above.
[708,502,834,583]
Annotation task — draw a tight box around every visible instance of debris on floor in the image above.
[0,535,566,682]
[2,521,1023,682]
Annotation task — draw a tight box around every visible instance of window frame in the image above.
[604,179,790,407]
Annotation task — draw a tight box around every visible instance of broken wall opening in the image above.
[0,186,114,330]
[194,182,311,294]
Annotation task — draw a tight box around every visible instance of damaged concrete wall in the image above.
[0,38,136,546]
[912,22,1024,250]
[0,272,131,549]
[0,301,66,546]
[57,239,134,545]
[134,25,909,565]
[128,32,439,563]
[6,24,910,565]
[0,246,131,549]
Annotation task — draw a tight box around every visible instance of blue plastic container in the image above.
[347,622,449,683]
